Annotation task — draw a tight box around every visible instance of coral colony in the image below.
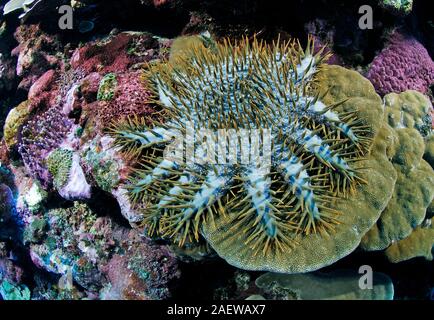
[0,0,433,301]
[111,37,371,255]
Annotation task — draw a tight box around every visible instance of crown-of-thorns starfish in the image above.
[110,36,373,256]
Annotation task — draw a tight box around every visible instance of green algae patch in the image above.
[383,90,433,168]
[3,100,32,149]
[379,0,413,16]
[83,139,121,192]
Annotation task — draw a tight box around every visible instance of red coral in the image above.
[12,24,61,91]
[71,33,158,75]
[84,70,158,131]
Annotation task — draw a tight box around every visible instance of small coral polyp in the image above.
[112,37,373,256]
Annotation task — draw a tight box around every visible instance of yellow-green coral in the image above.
[392,128,425,168]
[361,91,434,252]
[424,135,434,168]
[384,218,434,262]
[379,0,413,16]
[46,148,74,189]
[3,100,31,149]
[361,158,433,251]
[384,90,432,137]
[384,90,434,168]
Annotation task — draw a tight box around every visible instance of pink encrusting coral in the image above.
[100,231,180,300]
[366,31,434,96]
[71,33,134,74]
[65,32,165,135]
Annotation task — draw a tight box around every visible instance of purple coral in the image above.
[18,107,73,189]
[366,31,434,96]
[101,231,180,300]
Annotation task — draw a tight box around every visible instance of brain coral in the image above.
[366,31,434,96]
[110,36,400,273]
